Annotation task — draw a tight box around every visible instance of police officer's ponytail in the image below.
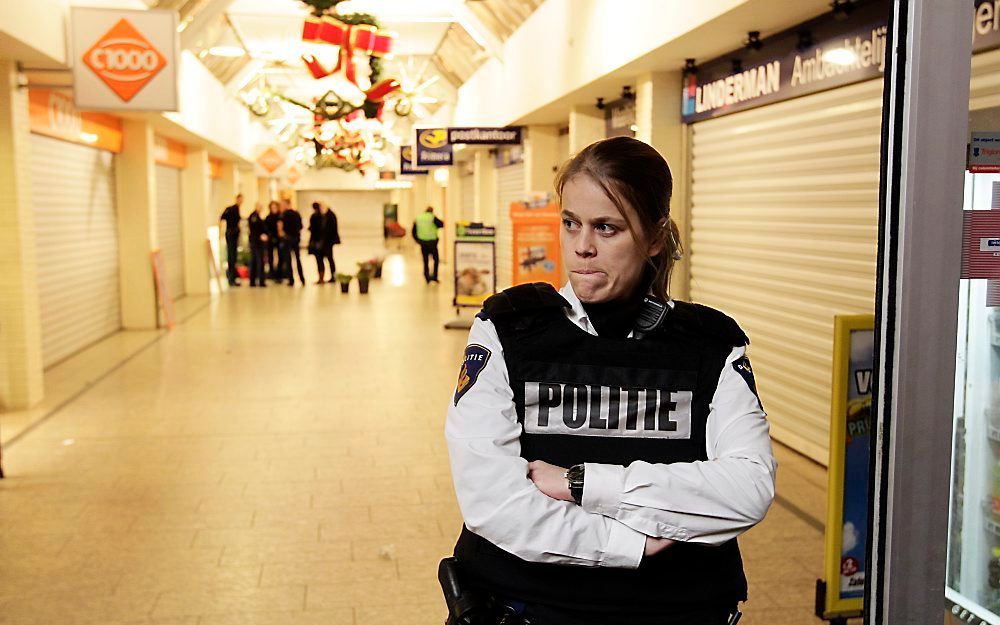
[555,137,680,300]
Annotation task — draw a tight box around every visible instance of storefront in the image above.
[495,144,525,290]
[28,90,123,367]
[682,0,1000,466]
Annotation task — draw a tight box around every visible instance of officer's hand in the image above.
[527,460,572,502]
[644,536,676,557]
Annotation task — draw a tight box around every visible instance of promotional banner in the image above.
[511,198,561,288]
[447,127,522,145]
[400,145,429,175]
[970,132,1000,173]
[454,223,497,308]
[681,0,1000,124]
[821,315,874,619]
[415,128,453,166]
[71,7,179,111]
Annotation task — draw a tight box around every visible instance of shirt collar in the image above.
[557,282,675,337]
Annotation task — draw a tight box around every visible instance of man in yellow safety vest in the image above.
[412,206,444,284]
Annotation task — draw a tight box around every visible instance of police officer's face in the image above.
[560,174,656,304]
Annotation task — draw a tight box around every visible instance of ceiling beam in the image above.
[448,0,503,60]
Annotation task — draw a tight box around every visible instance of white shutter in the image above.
[688,78,883,464]
[496,162,525,290]
[460,172,475,222]
[31,134,120,367]
[156,164,185,299]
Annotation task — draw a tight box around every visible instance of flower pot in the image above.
[339,282,350,293]
[373,265,382,279]
[236,265,250,279]
[358,278,370,294]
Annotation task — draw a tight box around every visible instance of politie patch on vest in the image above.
[523,383,693,439]
[732,356,763,408]
[454,344,492,406]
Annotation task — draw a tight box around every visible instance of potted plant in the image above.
[357,262,375,294]
[371,256,385,279]
[334,273,353,293]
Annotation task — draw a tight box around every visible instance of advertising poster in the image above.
[511,199,561,288]
[454,223,496,308]
[400,146,428,175]
[822,315,874,618]
[970,132,1000,173]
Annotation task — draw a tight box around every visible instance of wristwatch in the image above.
[565,464,585,505]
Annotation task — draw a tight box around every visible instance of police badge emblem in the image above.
[733,355,763,409]
[454,344,492,405]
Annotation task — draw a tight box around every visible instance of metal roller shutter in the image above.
[31,134,121,367]
[689,78,883,464]
[460,172,475,222]
[496,162,524,290]
[156,164,185,299]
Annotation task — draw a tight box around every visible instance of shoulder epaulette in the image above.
[477,282,569,321]
[670,300,749,347]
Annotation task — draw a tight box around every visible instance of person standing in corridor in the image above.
[412,206,444,284]
[280,198,306,287]
[265,200,282,281]
[321,202,340,282]
[219,193,243,287]
[247,203,269,288]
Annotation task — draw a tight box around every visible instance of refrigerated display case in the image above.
[947,171,1000,625]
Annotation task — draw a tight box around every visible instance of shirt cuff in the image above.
[581,462,625,516]
[600,519,646,569]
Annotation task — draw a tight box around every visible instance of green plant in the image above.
[334,273,353,284]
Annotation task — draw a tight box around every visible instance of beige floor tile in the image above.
[261,558,398,586]
[152,585,306,618]
[197,610,353,625]
[219,541,352,567]
[354,602,447,625]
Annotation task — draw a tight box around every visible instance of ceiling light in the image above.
[209,46,246,58]
[822,48,857,66]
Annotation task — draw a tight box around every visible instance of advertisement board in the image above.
[71,7,179,111]
[400,145,428,175]
[510,199,561,288]
[820,314,874,620]
[454,223,496,308]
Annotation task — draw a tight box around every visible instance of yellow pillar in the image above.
[636,71,688,300]
[569,104,605,156]
[473,150,496,225]
[182,148,211,296]
[218,162,239,217]
[0,60,43,409]
[116,119,159,329]
[525,125,561,195]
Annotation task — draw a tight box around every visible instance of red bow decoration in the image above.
[301,16,395,85]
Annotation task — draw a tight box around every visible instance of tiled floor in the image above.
[0,247,836,625]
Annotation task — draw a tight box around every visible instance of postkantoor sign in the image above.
[71,7,179,111]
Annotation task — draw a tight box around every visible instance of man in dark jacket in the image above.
[279,199,306,286]
[321,203,340,282]
[219,194,243,286]
[247,203,269,287]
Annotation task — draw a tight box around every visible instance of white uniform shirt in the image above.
[445,283,777,570]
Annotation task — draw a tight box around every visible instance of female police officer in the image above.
[445,136,776,625]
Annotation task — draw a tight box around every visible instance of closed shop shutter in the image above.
[156,164,185,299]
[31,134,121,367]
[688,78,883,464]
[460,171,475,222]
[496,162,525,290]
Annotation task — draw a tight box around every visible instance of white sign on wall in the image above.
[970,132,1000,173]
[71,7,179,111]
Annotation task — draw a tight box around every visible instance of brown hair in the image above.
[554,136,682,300]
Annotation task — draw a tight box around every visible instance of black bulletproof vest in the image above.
[454,283,749,619]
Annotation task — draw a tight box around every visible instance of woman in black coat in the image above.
[320,203,340,282]
[308,202,331,284]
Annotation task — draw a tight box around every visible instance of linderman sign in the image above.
[681,0,1000,123]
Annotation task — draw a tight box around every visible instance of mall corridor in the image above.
[0,252,829,625]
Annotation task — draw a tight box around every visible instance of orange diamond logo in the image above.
[286,166,301,185]
[83,18,167,103]
[257,148,285,174]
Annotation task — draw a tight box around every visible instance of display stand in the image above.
[206,238,223,292]
[816,314,874,624]
[445,222,496,331]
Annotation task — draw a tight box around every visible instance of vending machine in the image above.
[947,171,1000,624]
